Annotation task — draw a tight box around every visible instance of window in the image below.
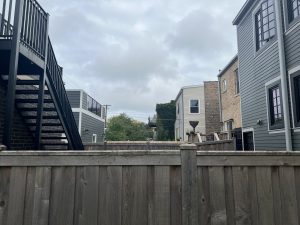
[222,80,227,92]
[87,95,93,111]
[293,74,300,127]
[92,134,97,143]
[288,0,300,22]
[268,84,284,129]
[177,104,180,115]
[190,100,199,114]
[255,0,276,51]
[235,69,240,94]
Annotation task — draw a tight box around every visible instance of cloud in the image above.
[38,0,245,121]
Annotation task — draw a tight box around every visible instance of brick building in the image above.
[218,55,242,148]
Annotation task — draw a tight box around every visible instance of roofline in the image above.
[217,55,238,78]
[175,84,204,102]
[232,0,255,25]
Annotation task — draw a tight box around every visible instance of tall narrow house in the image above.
[233,0,300,150]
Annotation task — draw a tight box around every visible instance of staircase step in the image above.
[23,115,59,120]
[16,80,40,85]
[41,130,65,134]
[16,99,53,104]
[16,90,50,95]
[41,136,67,140]
[42,142,69,146]
[27,122,62,127]
[19,107,56,112]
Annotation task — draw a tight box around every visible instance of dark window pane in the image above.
[294,76,300,123]
[190,100,199,113]
[289,0,300,21]
[269,85,283,126]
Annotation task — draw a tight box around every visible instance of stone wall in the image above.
[204,81,221,134]
[0,80,35,150]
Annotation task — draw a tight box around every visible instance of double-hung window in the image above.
[288,0,300,22]
[190,100,199,114]
[235,69,240,94]
[268,84,284,129]
[255,0,276,51]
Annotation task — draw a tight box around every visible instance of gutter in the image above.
[274,0,293,151]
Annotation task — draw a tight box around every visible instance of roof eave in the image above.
[233,0,255,25]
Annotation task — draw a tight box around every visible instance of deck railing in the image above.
[47,39,84,150]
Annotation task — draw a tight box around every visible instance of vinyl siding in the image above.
[80,113,105,144]
[66,91,80,108]
[285,22,300,150]
[73,112,80,128]
[82,92,88,110]
[237,2,286,150]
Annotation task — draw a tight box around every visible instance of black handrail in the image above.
[47,39,84,150]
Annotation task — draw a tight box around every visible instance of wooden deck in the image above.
[1,147,300,225]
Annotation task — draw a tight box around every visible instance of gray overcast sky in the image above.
[39,0,245,122]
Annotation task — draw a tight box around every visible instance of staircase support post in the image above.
[35,14,50,150]
[3,0,24,149]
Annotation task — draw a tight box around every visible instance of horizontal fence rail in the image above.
[1,148,300,225]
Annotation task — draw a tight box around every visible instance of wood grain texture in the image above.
[6,167,27,225]
[122,166,148,225]
[170,166,182,225]
[49,167,76,225]
[255,167,274,225]
[74,166,99,225]
[0,168,11,225]
[248,167,259,225]
[224,167,236,225]
[98,166,122,225]
[271,167,282,225]
[232,167,251,225]
[278,167,298,225]
[197,167,211,225]
[154,166,170,225]
[209,167,227,225]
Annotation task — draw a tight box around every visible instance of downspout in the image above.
[274,0,293,151]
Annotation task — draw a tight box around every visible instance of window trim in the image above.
[289,69,300,128]
[284,0,300,32]
[235,69,240,95]
[222,79,227,93]
[92,134,97,143]
[265,79,285,131]
[189,99,200,114]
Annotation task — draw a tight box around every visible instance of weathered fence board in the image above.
[1,149,300,225]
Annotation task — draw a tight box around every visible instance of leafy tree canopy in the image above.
[156,100,176,141]
[106,113,153,141]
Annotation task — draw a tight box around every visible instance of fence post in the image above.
[180,144,198,225]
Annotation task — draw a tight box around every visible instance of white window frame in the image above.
[92,134,97,143]
[289,65,300,130]
[189,99,200,114]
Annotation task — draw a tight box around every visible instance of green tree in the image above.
[156,101,176,141]
[106,113,153,141]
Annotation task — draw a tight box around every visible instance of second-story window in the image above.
[222,80,227,92]
[288,0,300,22]
[255,0,276,51]
[293,75,300,127]
[190,100,199,114]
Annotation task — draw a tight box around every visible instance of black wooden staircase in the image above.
[0,0,84,150]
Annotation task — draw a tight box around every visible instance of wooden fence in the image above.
[1,146,300,225]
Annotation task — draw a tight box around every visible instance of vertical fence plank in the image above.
[278,167,298,225]
[23,167,36,225]
[6,167,27,225]
[271,167,282,225]
[170,166,182,225]
[74,166,99,225]
[198,167,211,225]
[255,167,274,225]
[31,167,51,225]
[49,167,75,225]
[248,167,259,225]
[209,167,227,225]
[0,167,11,225]
[154,166,170,225]
[98,166,122,225]
[224,167,236,225]
[232,167,251,225]
[294,167,300,225]
[147,166,155,225]
[122,166,148,225]
[181,144,197,225]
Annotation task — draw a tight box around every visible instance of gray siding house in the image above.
[233,0,300,150]
[67,90,106,144]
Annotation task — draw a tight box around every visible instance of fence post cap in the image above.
[180,143,197,150]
